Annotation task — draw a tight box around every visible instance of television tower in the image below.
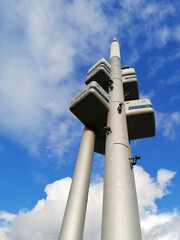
[58,38,156,240]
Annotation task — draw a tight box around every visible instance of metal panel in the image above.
[125,99,156,140]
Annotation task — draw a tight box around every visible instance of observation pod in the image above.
[122,66,139,101]
[85,58,111,93]
[85,59,139,101]
[125,99,156,140]
[70,81,110,154]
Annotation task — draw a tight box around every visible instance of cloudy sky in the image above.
[0,0,180,239]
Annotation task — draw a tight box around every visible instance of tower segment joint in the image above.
[113,142,129,149]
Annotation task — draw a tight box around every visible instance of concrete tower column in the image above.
[101,39,142,240]
[59,127,95,240]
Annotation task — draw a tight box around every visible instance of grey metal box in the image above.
[125,99,156,140]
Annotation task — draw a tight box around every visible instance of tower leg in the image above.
[59,127,95,240]
[101,41,142,240]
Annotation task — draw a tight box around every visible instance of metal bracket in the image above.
[129,155,140,169]
[108,80,114,91]
[117,103,123,114]
[104,126,112,135]
[124,92,130,99]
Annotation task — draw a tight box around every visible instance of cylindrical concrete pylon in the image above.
[59,127,95,240]
[101,39,142,240]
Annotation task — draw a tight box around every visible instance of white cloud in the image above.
[134,167,176,213]
[167,75,180,85]
[156,111,180,140]
[157,169,176,189]
[141,211,180,240]
[174,25,180,42]
[0,211,16,224]
[147,56,165,77]
[155,26,170,47]
[0,167,178,240]
[0,0,112,161]
[119,0,145,12]
[140,89,156,100]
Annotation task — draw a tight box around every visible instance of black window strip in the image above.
[129,104,153,110]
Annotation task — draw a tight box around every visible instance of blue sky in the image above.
[0,0,180,239]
